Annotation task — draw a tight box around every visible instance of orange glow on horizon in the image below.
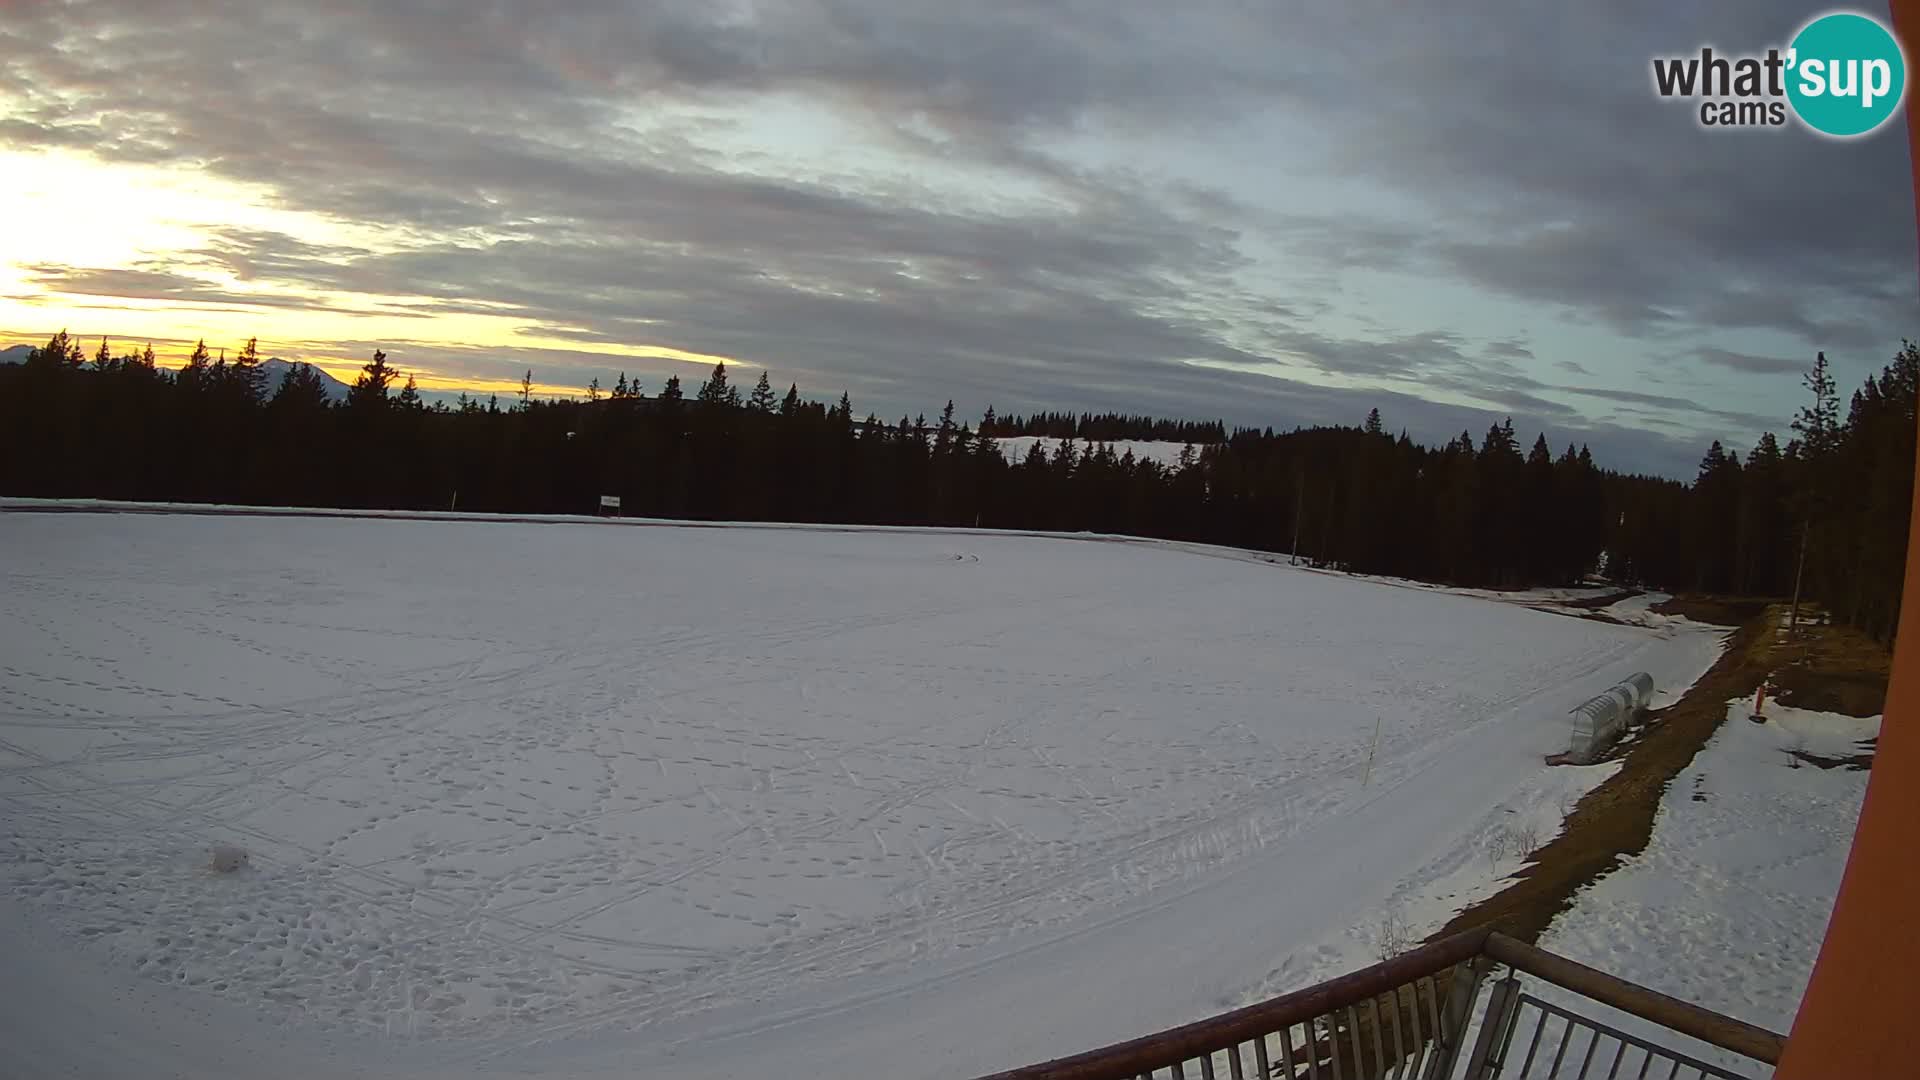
[0,148,749,395]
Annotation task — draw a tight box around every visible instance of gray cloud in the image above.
[1,0,1912,479]
[1693,346,1809,376]
[23,264,426,319]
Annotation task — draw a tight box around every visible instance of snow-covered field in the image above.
[0,510,1724,1078]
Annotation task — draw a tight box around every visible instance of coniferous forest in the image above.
[1,331,1912,641]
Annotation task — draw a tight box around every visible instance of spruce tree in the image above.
[780,382,800,417]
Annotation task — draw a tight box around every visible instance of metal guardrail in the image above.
[1466,990,1750,1079]
[976,930,1785,1080]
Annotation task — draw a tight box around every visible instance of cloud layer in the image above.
[2,0,1913,475]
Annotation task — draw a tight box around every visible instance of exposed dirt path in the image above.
[1428,607,1780,946]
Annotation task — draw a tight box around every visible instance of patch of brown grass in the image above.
[1428,609,1778,945]
[1431,605,1887,948]
[1768,615,1891,718]
[1649,593,1775,627]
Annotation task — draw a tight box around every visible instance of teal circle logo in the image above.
[1786,11,1907,137]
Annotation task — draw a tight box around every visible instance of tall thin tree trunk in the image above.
[1787,519,1810,638]
[1290,474,1304,565]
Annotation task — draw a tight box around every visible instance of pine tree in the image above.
[660,375,683,403]
[27,329,83,369]
[1737,431,1790,593]
[397,374,423,411]
[347,349,396,410]
[587,377,601,403]
[93,336,111,367]
[518,369,533,411]
[231,336,266,405]
[935,399,957,453]
[697,362,732,408]
[748,370,777,412]
[271,362,332,412]
[780,382,800,417]
[177,339,213,392]
[1792,351,1841,458]
[612,372,631,400]
[1787,351,1843,632]
[1364,408,1383,436]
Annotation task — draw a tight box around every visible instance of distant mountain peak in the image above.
[1,345,350,403]
[257,357,350,402]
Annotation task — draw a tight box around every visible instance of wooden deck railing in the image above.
[975,929,1786,1080]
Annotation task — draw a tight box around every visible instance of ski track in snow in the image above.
[0,511,1724,1078]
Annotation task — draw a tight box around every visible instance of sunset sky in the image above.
[2,0,1914,475]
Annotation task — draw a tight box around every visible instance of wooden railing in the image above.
[976,929,1786,1080]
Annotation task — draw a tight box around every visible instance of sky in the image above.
[1,0,1915,477]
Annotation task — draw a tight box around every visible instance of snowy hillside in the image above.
[0,510,1723,1078]
[0,343,34,364]
[257,357,351,402]
[995,435,1202,468]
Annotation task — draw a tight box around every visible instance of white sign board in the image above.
[599,495,621,510]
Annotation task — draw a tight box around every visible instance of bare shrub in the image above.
[1368,907,1413,961]
[1484,830,1511,872]
[1508,821,1542,857]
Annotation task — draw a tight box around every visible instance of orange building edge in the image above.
[1773,5,1920,1074]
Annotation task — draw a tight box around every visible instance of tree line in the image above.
[978,409,1226,444]
[1,331,1911,639]
[1601,347,1916,641]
